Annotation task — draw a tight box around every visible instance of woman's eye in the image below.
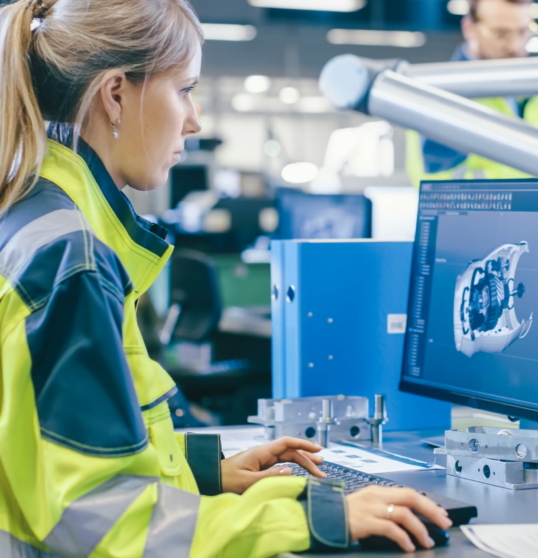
[180,87,195,97]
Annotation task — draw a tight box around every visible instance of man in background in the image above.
[408,0,538,185]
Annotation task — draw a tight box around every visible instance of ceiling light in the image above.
[327,29,426,48]
[201,24,257,42]
[231,94,332,114]
[232,94,257,112]
[447,0,469,16]
[231,95,290,113]
[244,75,272,93]
[282,162,319,184]
[279,87,301,104]
[297,96,333,113]
[264,140,282,158]
[248,0,365,13]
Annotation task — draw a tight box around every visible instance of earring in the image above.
[110,119,121,140]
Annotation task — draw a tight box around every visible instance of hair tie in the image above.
[27,0,50,33]
[27,0,50,20]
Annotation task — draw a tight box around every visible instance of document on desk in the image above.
[461,524,538,558]
[318,443,442,474]
[202,427,441,475]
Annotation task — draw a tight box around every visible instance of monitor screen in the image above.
[276,189,371,240]
[170,165,209,208]
[400,179,538,422]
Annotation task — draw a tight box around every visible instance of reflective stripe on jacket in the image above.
[0,124,349,558]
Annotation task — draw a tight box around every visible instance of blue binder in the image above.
[270,240,286,398]
[271,240,450,431]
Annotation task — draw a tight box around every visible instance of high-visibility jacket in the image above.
[0,123,349,558]
[406,44,538,186]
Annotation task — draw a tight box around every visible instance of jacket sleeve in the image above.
[192,476,349,558]
[176,433,350,556]
[3,268,349,558]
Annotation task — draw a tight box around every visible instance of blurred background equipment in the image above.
[159,250,272,425]
[161,250,223,346]
[275,188,372,240]
[170,165,211,208]
[364,186,418,240]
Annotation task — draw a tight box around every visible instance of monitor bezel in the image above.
[399,178,538,423]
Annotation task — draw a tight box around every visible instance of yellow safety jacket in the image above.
[0,124,349,558]
[407,96,538,186]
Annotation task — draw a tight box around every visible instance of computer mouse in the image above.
[359,519,450,552]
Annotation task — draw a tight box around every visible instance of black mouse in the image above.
[360,519,450,552]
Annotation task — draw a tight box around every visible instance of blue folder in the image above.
[271,240,450,431]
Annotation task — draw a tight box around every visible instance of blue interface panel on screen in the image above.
[400,179,538,422]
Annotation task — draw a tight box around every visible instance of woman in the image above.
[0,0,452,556]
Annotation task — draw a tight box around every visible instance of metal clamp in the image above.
[248,394,389,446]
[366,394,388,445]
[435,426,538,490]
[317,399,338,448]
[248,395,372,444]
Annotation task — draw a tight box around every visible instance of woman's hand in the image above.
[347,486,453,553]
[221,436,326,494]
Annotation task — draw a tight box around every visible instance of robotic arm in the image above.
[320,55,538,176]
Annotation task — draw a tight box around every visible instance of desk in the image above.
[219,306,271,338]
[282,429,538,557]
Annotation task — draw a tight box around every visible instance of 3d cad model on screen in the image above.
[454,242,533,357]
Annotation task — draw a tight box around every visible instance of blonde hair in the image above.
[0,0,203,213]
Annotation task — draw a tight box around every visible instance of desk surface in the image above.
[218,306,271,338]
[279,429,538,557]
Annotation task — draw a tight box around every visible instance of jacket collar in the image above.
[452,43,474,62]
[42,123,173,296]
[46,122,170,256]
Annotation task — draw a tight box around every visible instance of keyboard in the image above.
[283,461,478,527]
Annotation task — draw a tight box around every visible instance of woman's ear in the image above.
[99,70,127,125]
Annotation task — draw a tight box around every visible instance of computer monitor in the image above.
[276,188,372,240]
[170,165,209,208]
[400,179,538,422]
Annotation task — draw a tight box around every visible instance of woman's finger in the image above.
[281,449,326,478]
[359,518,416,553]
[298,449,324,464]
[267,436,323,456]
[362,487,452,530]
[381,504,433,550]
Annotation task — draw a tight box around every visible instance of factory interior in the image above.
[3,0,538,556]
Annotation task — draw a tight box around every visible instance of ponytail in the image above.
[0,0,49,214]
